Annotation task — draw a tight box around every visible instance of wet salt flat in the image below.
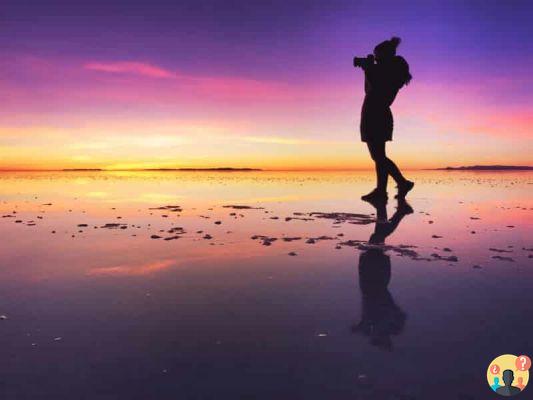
[0,170,532,399]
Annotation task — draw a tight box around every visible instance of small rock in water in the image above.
[222,205,264,210]
[53,337,62,341]
[431,253,458,262]
[150,235,162,239]
[288,252,297,256]
[164,236,180,241]
[251,235,277,246]
[101,223,128,229]
[492,255,514,262]
[0,315,7,320]
[489,248,512,253]
[310,212,373,225]
[431,235,443,239]
[282,237,301,242]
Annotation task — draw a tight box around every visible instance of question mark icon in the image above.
[515,355,531,371]
[491,364,500,374]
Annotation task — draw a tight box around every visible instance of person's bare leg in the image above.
[371,142,388,191]
[384,157,405,184]
[382,143,414,198]
[362,142,388,201]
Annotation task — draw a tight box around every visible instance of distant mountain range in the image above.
[435,165,533,171]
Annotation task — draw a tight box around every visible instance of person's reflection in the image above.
[352,198,412,351]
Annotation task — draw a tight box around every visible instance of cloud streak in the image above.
[84,61,175,78]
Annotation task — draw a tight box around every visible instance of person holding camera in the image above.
[354,37,414,201]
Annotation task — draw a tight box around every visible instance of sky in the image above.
[1,0,532,170]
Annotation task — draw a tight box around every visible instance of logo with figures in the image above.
[487,354,531,397]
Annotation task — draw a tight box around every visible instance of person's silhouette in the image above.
[516,377,525,391]
[352,198,412,350]
[496,370,522,397]
[354,37,414,201]
[491,377,501,392]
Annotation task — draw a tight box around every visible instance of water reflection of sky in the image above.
[0,170,532,399]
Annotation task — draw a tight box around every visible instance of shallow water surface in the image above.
[1,170,531,399]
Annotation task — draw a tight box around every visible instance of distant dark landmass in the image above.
[436,165,533,171]
[60,167,261,172]
[142,168,262,171]
[62,168,103,171]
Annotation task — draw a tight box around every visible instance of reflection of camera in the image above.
[353,54,374,68]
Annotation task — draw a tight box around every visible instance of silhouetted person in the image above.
[491,377,501,392]
[352,199,412,350]
[353,37,414,201]
[516,377,525,391]
[496,370,521,397]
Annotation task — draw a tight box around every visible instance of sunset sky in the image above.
[2,0,532,170]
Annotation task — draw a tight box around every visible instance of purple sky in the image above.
[2,0,532,169]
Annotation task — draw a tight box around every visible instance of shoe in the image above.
[395,180,414,199]
[396,198,414,215]
[361,189,388,202]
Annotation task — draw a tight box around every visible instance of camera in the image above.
[353,54,374,68]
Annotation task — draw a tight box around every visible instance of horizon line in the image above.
[0,165,532,173]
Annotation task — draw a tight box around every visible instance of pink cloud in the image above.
[2,55,344,112]
[82,59,334,101]
[84,68,293,100]
[84,61,175,78]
